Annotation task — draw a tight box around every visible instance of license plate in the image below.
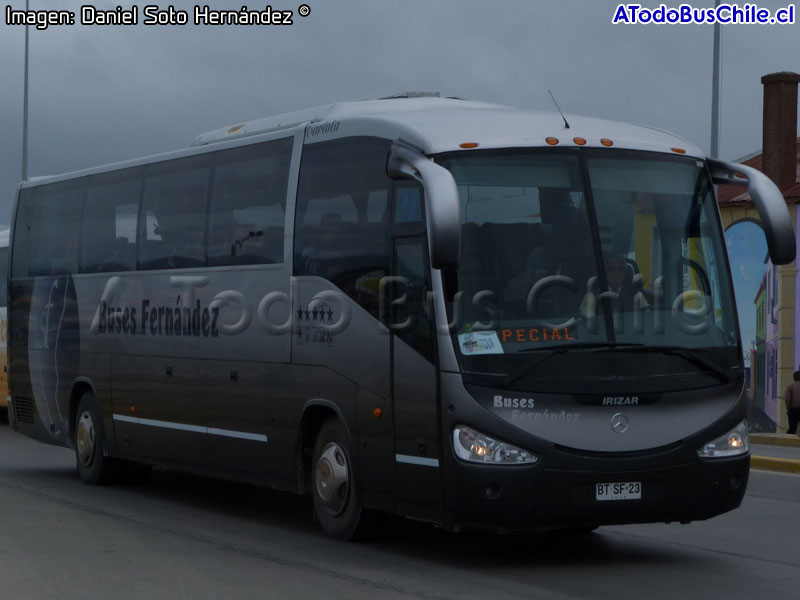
[595,481,642,501]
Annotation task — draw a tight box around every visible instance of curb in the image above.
[750,455,800,475]
[750,433,800,448]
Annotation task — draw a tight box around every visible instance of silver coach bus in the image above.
[8,96,795,539]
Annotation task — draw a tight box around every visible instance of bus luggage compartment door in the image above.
[112,355,208,468]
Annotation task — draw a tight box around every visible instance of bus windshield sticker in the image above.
[458,331,504,355]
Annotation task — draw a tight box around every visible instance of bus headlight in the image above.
[697,420,749,458]
[453,425,538,465]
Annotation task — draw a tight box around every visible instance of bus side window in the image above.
[294,137,391,318]
[11,190,33,279]
[138,155,211,271]
[393,239,434,361]
[80,169,142,273]
[22,183,83,277]
[0,246,7,307]
[207,138,292,266]
[394,186,423,224]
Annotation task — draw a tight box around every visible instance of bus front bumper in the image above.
[443,454,749,532]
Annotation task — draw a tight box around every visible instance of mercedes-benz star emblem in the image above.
[611,413,629,434]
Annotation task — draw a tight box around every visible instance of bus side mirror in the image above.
[708,158,796,265]
[388,141,461,270]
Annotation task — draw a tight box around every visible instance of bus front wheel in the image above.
[311,418,371,540]
[74,391,116,485]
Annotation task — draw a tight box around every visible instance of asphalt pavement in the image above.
[1,424,799,600]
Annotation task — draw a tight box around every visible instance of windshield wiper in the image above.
[498,342,645,389]
[619,346,736,383]
[497,343,736,389]
[517,342,645,353]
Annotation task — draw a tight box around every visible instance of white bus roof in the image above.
[21,96,705,189]
[192,96,705,158]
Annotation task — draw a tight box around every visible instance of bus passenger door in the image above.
[390,209,442,521]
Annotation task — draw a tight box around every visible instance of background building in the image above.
[754,275,766,414]
[718,72,800,432]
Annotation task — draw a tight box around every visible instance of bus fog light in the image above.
[453,425,538,465]
[697,420,749,458]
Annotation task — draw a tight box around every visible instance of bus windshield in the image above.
[439,149,739,390]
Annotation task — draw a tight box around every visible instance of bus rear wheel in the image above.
[74,391,116,485]
[311,418,371,540]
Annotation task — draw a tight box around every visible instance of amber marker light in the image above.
[130,406,136,412]
[373,408,383,419]
[459,142,479,149]
[545,137,559,146]
[573,137,587,146]
[600,138,614,147]
[671,147,686,154]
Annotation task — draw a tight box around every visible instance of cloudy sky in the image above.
[1,0,797,347]
[2,0,799,223]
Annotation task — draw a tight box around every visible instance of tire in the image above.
[311,417,372,540]
[74,391,116,485]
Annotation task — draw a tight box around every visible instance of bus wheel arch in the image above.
[297,401,342,495]
[310,416,372,540]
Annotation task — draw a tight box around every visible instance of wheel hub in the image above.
[76,411,96,467]
[315,442,349,516]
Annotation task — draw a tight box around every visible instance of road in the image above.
[0,425,798,600]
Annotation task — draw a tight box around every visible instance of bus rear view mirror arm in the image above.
[708,158,796,265]
[388,141,461,270]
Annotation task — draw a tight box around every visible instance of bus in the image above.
[8,95,795,539]
[0,229,8,421]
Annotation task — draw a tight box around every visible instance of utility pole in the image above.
[22,0,30,181]
[710,0,721,158]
